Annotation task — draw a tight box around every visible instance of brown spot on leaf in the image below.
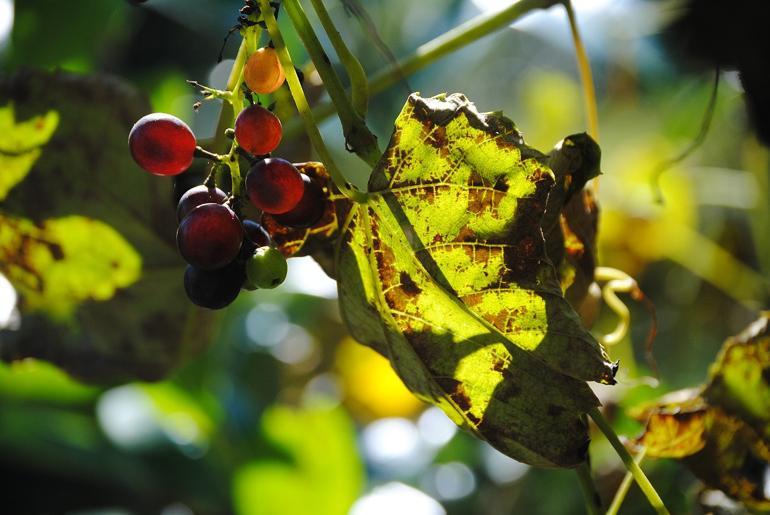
[436,377,472,412]
[761,367,770,385]
[399,271,422,296]
[426,125,447,149]
[47,242,65,261]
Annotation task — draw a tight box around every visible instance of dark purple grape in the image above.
[239,220,272,261]
[129,113,196,175]
[184,261,245,309]
[243,219,271,247]
[177,184,228,221]
[235,105,282,155]
[177,203,243,269]
[273,174,326,228]
[245,158,303,214]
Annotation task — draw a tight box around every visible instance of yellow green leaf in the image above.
[337,93,615,467]
[0,213,141,317]
[705,313,770,436]
[0,104,59,200]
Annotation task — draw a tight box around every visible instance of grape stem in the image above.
[258,0,367,203]
[562,0,599,142]
[194,146,225,162]
[607,447,648,515]
[282,0,380,167]
[206,33,251,196]
[283,0,561,139]
[307,0,369,118]
[589,407,670,514]
[576,461,602,515]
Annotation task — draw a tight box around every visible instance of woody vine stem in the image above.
[204,1,668,513]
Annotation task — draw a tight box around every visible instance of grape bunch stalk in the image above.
[127,7,326,310]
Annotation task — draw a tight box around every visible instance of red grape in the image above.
[235,105,282,156]
[273,175,326,228]
[129,113,196,175]
[177,184,227,221]
[177,203,243,269]
[184,261,245,309]
[245,158,304,214]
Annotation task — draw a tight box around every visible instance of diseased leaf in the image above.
[337,93,615,467]
[0,105,58,200]
[0,69,215,382]
[0,214,141,317]
[634,314,770,510]
[632,388,709,458]
[558,189,600,309]
[704,314,770,437]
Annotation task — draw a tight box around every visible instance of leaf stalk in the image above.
[576,461,602,515]
[282,0,380,166]
[589,407,670,515]
[283,0,562,138]
[258,0,367,203]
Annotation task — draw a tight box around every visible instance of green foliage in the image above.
[337,92,614,467]
[0,69,215,382]
[233,404,363,515]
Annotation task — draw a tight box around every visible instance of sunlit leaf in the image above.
[632,388,709,458]
[0,214,141,317]
[0,105,59,201]
[232,404,363,515]
[337,93,615,467]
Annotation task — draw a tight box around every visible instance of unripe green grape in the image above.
[245,246,287,289]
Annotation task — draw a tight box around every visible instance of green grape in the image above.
[245,246,287,289]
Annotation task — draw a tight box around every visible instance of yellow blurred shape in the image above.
[519,69,582,150]
[599,136,697,276]
[335,337,424,420]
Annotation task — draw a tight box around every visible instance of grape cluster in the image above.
[128,46,326,309]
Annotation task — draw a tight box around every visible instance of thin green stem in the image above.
[607,447,648,515]
[308,0,369,117]
[207,30,255,196]
[212,38,250,153]
[258,0,366,203]
[283,0,561,138]
[282,0,380,166]
[563,0,599,142]
[589,408,669,515]
[576,462,602,515]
